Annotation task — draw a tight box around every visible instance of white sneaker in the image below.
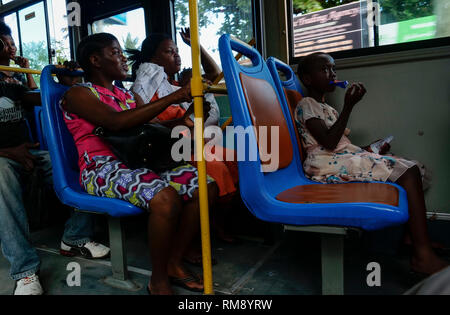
[14,274,44,295]
[60,241,110,259]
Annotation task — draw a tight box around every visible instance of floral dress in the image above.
[294,97,424,184]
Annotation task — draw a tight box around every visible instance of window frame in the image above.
[288,0,450,64]
[0,0,53,65]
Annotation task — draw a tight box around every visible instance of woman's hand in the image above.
[183,98,211,126]
[179,27,191,46]
[174,83,193,103]
[56,60,83,86]
[14,56,30,68]
[343,83,366,110]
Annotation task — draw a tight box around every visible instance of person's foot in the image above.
[214,224,240,244]
[148,279,173,295]
[168,263,203,292]
[60,241,110,259]
[411,251,449,275]
[14,274,43,295]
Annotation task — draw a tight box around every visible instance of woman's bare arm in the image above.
[64,84,192,131]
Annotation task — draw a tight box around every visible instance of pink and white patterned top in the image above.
[62,83,137,175]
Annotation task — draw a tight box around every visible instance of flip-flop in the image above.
[169,275,204,293]
[183,256,218,267]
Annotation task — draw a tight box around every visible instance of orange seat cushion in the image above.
[240,73,293,171]
[283,88,305,161]
[276,183,399,206]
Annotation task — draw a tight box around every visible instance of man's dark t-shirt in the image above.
[0,82,31,148]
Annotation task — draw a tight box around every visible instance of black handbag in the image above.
[93,123,184,172]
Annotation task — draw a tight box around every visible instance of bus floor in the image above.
[1,205,449,295]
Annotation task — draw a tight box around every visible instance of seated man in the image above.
[0,81,110,295]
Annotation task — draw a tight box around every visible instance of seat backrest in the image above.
[34,106,47,150]
[219,35,312,202]
[266,57,307,162]
[40,65,82,196]
[40,65,144,217]
[266,57,304,96]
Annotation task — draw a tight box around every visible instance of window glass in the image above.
[92,8,146,87]
[47,0,71,64]
[92,8,146,51]
[292,0,450,58]
[378,0,449,45]
[174,0,254,70]
[18,1,49,86]
[3,12,20,56]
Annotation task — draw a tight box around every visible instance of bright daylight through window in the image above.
[292,0,450,57]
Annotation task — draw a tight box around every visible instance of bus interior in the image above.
[0,0,449,296]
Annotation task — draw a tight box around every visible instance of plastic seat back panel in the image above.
[40,65,143,217]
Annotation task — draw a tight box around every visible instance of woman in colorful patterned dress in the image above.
[295,52,447,276]
[128,30,240,249]
[61,33,218,294]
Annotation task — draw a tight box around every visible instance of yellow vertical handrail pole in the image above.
[188,0,214,295]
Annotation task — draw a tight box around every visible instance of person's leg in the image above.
[168,182,219,290]
[396,165,448,274]
[147,187,182,295]
[31,150,104,255]
[0,157,40,281]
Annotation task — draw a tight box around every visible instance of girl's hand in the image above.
[179,27,191,46]
[14,56,30,68]
[343,83,366,110]
[363,139,391,155]
[378,142,391,155]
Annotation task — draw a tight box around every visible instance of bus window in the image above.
[291,0,450,58]
[174,0,254,70]
[378,0,449,46]
[3,12,20,56]
[18,1,49,85]
[91,8,146,52]
[47,0,71,64]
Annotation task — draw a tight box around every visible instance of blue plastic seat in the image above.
[40,65,143,290]
[40,65,143,217]
[267,57,304,96]
[33,106,47,150]
[218,35,409,232]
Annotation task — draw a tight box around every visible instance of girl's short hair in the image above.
[0,22,12,37]
[126,33,171,80]
[77,33,118,74]
[297,51,328,84]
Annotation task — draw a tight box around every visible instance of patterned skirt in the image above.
[81,156,214,210]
